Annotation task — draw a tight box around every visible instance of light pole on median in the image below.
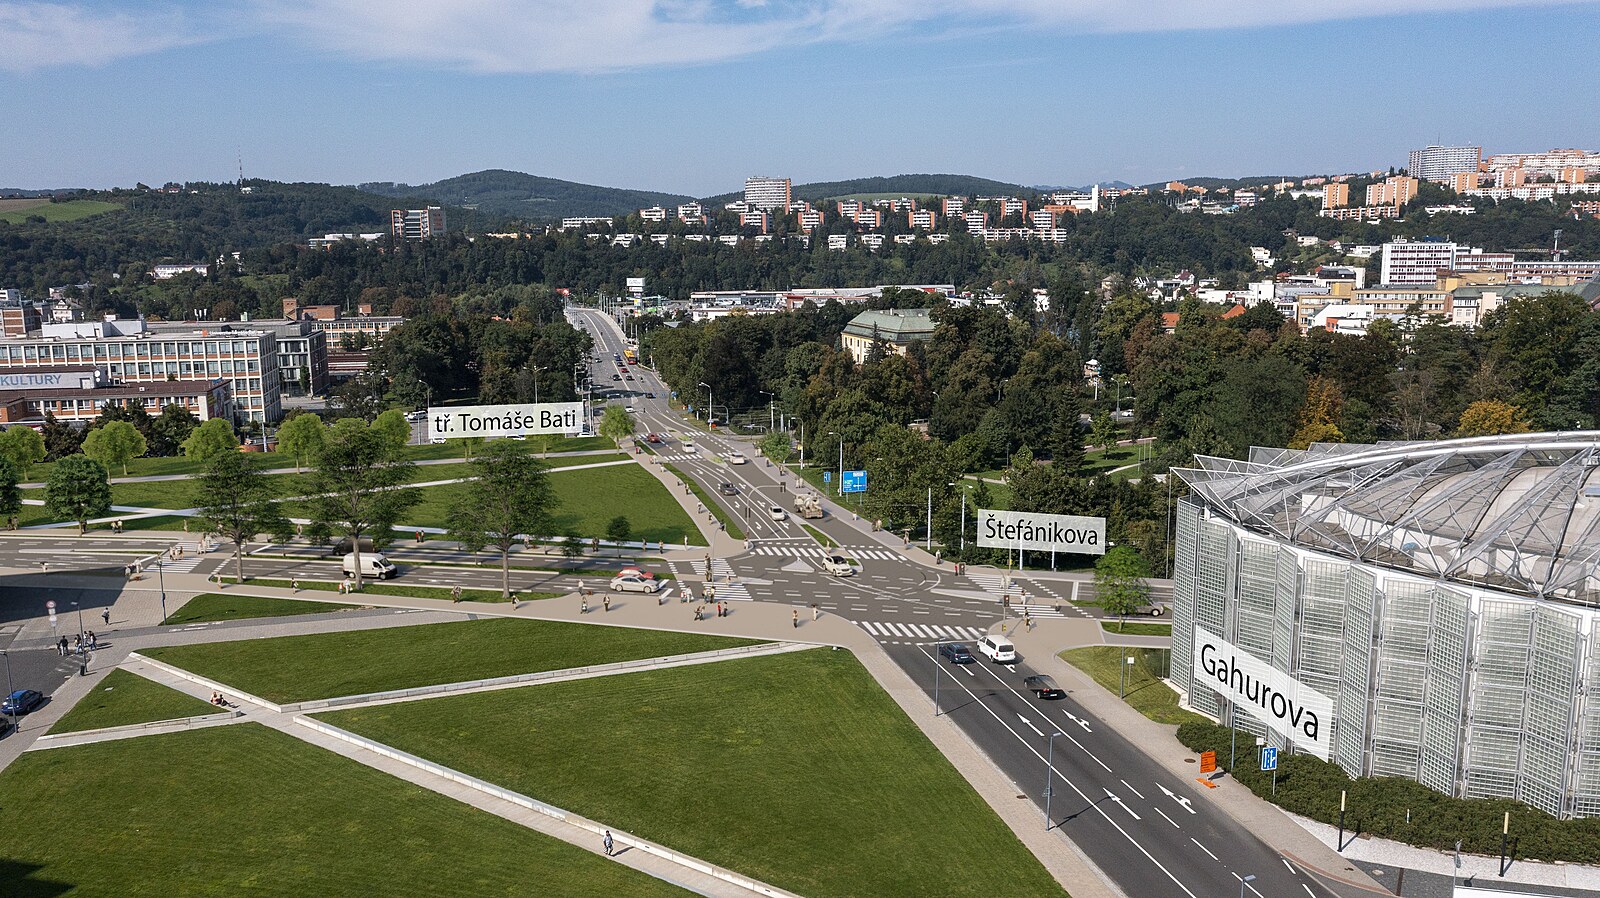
[1239,873,1256,898]
[157,546,169,624]
[758,390,774,433]
[1044,731,1059,830]
[933,641,943,716]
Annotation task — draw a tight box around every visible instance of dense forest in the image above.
[359,169,694,220]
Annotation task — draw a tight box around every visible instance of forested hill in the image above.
[704,174,1034,205]
[359,170,694,222]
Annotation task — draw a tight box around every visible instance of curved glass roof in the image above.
[1176,432,1600,608]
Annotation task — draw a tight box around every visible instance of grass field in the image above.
[215,576,556,605]
[1100,620,1172,636]
[0,198,121,224]
[46,668,218,734]
[143,617,762,704]
[321,650,1067,898]
[0,724,696,898]
[1060,646,1207,726]
[660,462,741,540]
[162,592,355,625]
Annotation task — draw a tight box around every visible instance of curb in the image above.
[29,709,243,750]
[126,653,285,713]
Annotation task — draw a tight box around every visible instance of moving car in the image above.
[1024,675,1065,699]
[822,554,854,576]
[405,409,427,422]
[626,406,635,413]
[645,392,656,399]
[615,567,655,581]
[726,451,747,465]
[939,643,974,664]
[976,634,1017,663]
[625,375,635,381]
[645,433,662,444]
[342,552,397,580]
[611,374,621,381]
[609,574,661,593]
[719,482,738,496]
[1134,601,1168,617]
[1,689,44,716]
[767,504,788,522]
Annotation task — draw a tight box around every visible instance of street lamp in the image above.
[157,546,170,624]
[1044,731,1060,830]
[1239,873,1256,898]
[530,364,544,404]
[932,641,944,716]
[827,431,843,496]
[1,649,15,734]
[697,381,713,424]
[758,390,775,433]
[952,481,970,551]
[71,600,83,643]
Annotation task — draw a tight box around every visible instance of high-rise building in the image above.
[743,176,792,212]
[1450,172,1481,192]
[1366,176,1419,207]
[390,207,445,239]
[1323,183,1350,209]
[1408,145,1482,182]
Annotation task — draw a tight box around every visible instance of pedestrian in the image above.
[694,604,703,621]
[57,636,66,656]
[812,603,819,621]
[576,579,585,598]
[603,830,614,856]
[716,601,723,618]
[88,631,97,649]
[792,608,799,628]
[581,596,589,614]
[292,577,300,593]
[603,595,610,613]
[72,634,80,653]
[101,609,111,626]
[451,585,463,604]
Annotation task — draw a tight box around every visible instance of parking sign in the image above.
[1260,746,1279,771]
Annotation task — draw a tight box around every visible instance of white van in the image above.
[342,552,397,580]
[977,634,1017,663]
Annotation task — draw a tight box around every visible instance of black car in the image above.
[2,689,44,715]
[645,392,656,399]
[719,482,738,496]
[939,643,974,664]
[1024,675,1065,699]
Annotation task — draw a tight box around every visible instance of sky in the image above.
[2,0,1598,195]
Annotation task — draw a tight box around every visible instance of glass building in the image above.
[1171,434,1600,818]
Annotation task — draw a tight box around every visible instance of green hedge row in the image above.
[1174,722,1600,863]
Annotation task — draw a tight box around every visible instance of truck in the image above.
[793,492,825,519]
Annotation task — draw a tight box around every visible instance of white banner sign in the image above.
[427,403,583,441]
[976,509,1106,555]
[1192,627,1335,760]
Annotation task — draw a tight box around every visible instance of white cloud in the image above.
[0,2,200,73]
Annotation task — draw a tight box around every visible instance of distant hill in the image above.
[1139,175,1308,190]
[359,170,693,222]
[704,173,1035,206]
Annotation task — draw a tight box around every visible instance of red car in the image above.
[645,433,661,444]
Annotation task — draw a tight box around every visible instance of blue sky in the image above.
[3,0,1598,195]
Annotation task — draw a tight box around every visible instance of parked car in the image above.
[822,554,854,576]
[1024,674,1065,699]
[719,482,738,496]
[609,574,661,593]
[1,689,44,716]
[726,451,748,465]
[768,504,788,522]
[976,635,1017,663]
[939,643,975,664]
[342,552,397,580]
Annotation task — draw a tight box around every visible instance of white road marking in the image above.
[1120,779,1146,800]
[1190,838,1218,861]
[1104,788,1141,820]
[1282,859,1295,873]
[1158,783,1196,815]
[1018,715,1045,737]
[1062,729,1111,772]
[1062,710,1093,732]
[1302,884,1316,898]
[1155,807,1180,828]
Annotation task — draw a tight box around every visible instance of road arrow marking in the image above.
[1159,783,1197,814]
[1104,788,1141,820]
[1062,711,1093,732]
[1018,715,1045,737]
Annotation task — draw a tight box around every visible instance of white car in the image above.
[976,634,1017,663]
[768,505,788,522]
[682,441,697,453]
[609,575,661,594]
[822,554,854,576]
[726,451,747,465]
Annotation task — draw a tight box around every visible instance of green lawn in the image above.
[1100,620,1172,636]
[321,650,1067,898]
[47,668,218,734]
[111,463,483,511]
[0,198,122,224]
[801,523,837,548]
[0,724,696,898]
[660,462,742,540]
[215,576,556,605]
[1060,646,1207,726]
[163,592,355,625]
[143,617,762,704]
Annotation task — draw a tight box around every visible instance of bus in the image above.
[623,349,638,365]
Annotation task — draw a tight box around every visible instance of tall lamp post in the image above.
[71,600,84,643]
[698,381,713,424]
[949,481,966,551]
[827,431,843,496]
[926,484,934,552]
[157,546,170,623]
[758,390,775,433]
[932,641,944,716]
[1044,731,1060,830]
[530,364,544,404]
[1239,874,1256,898]
[1,649,16,733]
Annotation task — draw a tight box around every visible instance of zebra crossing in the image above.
[663,559,752,601]
[860,621,988,645]
[153,543,213,574]
[961,569,1076,618]
[745,543,902,562]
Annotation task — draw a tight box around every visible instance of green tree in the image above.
[182,417,239,461]
[1456,399,1532,437]
[600,405,636,447]
[148,404,200,456]
[451,436,484,459]
[605,515,632,555]
[0,457,21,528]
[1089,413,1120,453]
[0,425,46,476]
[560,532,584,560]
[1093,546,1152,630]
[371,408,412,454]
[82,420,147,476]
[447,441,555,598]
[40,412,84,460]
[761,429,794,465]
[276,412,326,473]
[45,455,111,535]
[305,426,418,590]
[195,451,292,583]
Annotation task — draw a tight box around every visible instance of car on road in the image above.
[976,634,1017,663]
[726,451,747,465]
[342,552,397,580]
[609,574,661,593]
[645,392,656,399]
[682,441,697,453]
[611,374,621,381]
[1024,674,1065,699]
[645,432,661,444]
[625,375,635,381]
[822,554,854,576]
[615,567,656,581]
[1,689,44,716]
[405,409,427,422]
[719,482,738,496]
[767,504,788,522]
[939,643,974,664]
[626,406,635,413]
[1134,601,1168,616]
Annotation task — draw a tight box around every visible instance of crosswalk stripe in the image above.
[855,621,989,644]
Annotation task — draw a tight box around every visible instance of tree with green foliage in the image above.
[195,451,292,583]
[304,426,417,590]
[605,515,632,555]
[45,455,111,534]
[0,425,46,477]
[0,457,21,528]
[1093,546,1152,630]
[451,436,484,459]
[1089,413,1120,453]
[148,404,200,456]
[447,441,555,598]
[276,412,326,473]
[40,412,83,460]
[600,405,635,447]
[560,532,584,561]
[1456,399,1532,437]
[82,420,147,476]
[761,429,793,465]
[371,408,412,454]
[182,417,239,461]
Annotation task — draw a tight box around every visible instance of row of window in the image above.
[0,339,267,365]
[99,360,263,380]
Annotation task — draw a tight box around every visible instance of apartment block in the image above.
[1486,149,1600,179]
[1408,145,1482,181]
[999,197,1028,218]
[798,209,824,233]
[1318,205,1401,221]
[677,202,704,221]
[851,208,882,229]
[390,207,444,240]
[1450,172,1481,192]
[739,210,770,232]
[963,210,988,233]
[908,209,936,230]
[1323,182,1350,209]
[1029,209,1056,230]
[1365,176,1418,207]
[639,206,667,222]
[743,176,791,212]
[941,197,966,216]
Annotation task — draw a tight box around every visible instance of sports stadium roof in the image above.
[1176,432,1600,607]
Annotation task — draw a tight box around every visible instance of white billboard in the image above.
[1192,627,1335,760]
[427,403,583,441]
[976,509,1106,555]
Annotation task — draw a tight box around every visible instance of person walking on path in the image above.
[603,595,610,613]
[812,603,819,621]
[291,577,300,593]
[581,595,589,614]
[603,830,614,856]
[451,585,463,604]
[101,609,110,626]
[792,608,799,628]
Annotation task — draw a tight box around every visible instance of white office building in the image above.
[743,176,792,212]
[1407,145,1482,182]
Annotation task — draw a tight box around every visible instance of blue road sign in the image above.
[842,470,868,494]
[1260,746,1279,771]
[823,471,832,483]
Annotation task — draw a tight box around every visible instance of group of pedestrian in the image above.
[110,519,124,534]
[58,632,99,656]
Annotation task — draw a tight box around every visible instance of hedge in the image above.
[1175,721,1600,864]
